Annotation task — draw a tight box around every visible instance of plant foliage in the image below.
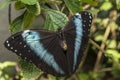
[0,0,120,80]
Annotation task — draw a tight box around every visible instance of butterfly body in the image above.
[4,11,92,77]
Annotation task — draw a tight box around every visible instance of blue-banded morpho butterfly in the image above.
[4,11,92,77]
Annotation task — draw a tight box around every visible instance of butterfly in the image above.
[4,11,92,77]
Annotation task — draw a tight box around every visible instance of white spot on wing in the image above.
[89,20,92,23]
[89,16,92,19]
[24,45,26,48]
[19,53,22,56]
[89,13,91,15]
[19,42,22,44]
[11,47,13,49]
[15,50,17,52]
[7,44,10,47]
[25,57,27,60]
[12,37,14,39]
[6,41,9,43]
[28,50,31,52]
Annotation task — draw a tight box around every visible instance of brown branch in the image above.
[89,39,105,54]
[99,67,113,72]
[93,26,111,72]
[8,4,11,24]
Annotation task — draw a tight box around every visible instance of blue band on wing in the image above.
[73,14,83,70]
[22,30,64,74]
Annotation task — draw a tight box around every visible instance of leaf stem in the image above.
[8,3,11,24]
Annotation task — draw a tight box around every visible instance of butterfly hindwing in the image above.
[75,12,92,69]
[63,11,92,72]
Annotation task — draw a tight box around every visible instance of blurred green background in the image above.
[0,0,120,80]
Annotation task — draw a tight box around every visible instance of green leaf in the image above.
[95,35,104,41]
[21,0,38,5]
[0,61,16,69]
[10,11,35,33]
[49,75,67,80]
[106,40,117,49]
[0,0,12,9]
[22,12,35,29]
[40,0,62,4]
[26,2,41,15]
[106,49,120,62]
[19,59,41,80]
[110,22,118,30]
[82,0,98,6]
[89,71,99,80]
[44,8,68,31]
[87,9,99,15]
[116,0,120,10]
[111,69,120,78]
[64,0,82,14]
[100,1,113,11]
[10,13,25,33]
[79,73,89,80]
[14,1,25,10]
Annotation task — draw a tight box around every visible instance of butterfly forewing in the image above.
[4,30,68,76]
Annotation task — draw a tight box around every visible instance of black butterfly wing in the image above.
[4,11,92,77]
[4,29,68,77]
[63,11,93,73]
